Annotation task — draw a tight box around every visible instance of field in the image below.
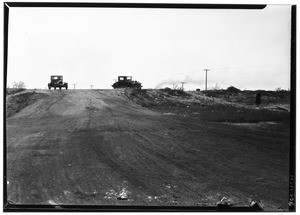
[5,88,291,211]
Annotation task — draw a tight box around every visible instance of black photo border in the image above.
[3,2,296,212]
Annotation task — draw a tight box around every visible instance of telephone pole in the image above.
[204,69,210,91]
[73,84,76,90]
[90,85,94,89]
[180,82,186,91]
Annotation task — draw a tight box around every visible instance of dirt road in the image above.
[6,90,290,210]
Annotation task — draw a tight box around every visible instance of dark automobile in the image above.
[48,75,68,90]
[112,76,142,89]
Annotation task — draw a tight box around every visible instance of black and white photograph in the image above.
[4,2,296,212]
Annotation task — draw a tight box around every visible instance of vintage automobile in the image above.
[112,76,142,89]
[48,75,68,90]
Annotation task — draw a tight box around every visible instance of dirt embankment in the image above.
[6,88,26,95]
[122,88,290,124]
[6,89,290,211]
[6,90,48,118]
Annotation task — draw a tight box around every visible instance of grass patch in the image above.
[203,90,290,106]
[189,104,290,123]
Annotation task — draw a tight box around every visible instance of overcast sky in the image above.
[7,5,291,90]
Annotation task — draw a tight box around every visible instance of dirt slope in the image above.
[6,89,290,210]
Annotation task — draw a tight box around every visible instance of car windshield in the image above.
[52,76,62,80]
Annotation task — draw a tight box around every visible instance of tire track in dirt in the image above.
[71,95,160,197]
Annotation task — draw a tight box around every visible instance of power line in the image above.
[143,63,290,80]
[137,63,289,89]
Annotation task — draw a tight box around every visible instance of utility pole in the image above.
[180,82,186,91]
[204,69,210,91]
[90,85,94,89]
[73,84,76,90]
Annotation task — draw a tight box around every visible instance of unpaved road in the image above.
[6,90,289,210]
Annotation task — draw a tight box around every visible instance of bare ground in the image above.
[6,89,290,211]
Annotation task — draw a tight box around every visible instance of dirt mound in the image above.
[122,88,290,124]
[6,88,26,95]
[123,88,197,110]
[226,86,241,93]
[160,87,190,97]
[6,90,47,118]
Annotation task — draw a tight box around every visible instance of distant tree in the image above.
[275,87,282,91]
[12,81,26,89]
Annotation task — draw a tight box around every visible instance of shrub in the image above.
[226,86,241,93]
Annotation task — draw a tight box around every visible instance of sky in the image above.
[7,4,291,90]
